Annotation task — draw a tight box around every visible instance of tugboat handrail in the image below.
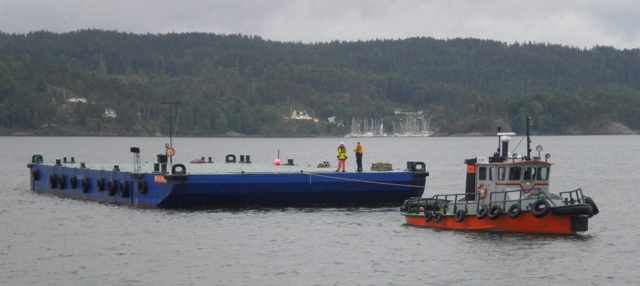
[558,188,587,204]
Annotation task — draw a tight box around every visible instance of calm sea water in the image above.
[1,135,638,285]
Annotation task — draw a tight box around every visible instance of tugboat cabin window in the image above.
[498,167,507,181]
[536,167,549,181]
[477,167,495,181]
[523,166,536,181]
[478,167,487,180]
[508,166,522,180]
[523,166,550,181]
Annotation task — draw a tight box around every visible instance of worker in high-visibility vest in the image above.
[353,142,364,172]
[335,142,348,172]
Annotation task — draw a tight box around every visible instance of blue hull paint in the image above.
[28,163,427,208]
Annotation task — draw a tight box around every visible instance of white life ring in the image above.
[476,182,488,199]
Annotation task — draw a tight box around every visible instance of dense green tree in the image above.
[0,30,639,136]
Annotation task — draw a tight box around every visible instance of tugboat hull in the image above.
[403,206,591,235]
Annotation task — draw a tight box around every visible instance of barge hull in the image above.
[29,164,427,208]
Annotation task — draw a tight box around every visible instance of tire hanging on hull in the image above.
[58,174,66,189]
[434,212,444,223]
[454,209,466,223]
[507,204,522,218]
[49,173,57,188]
[488,205,502,220]
[137,180,147,194]
[531,200,551,218]
[81,177,89,193]
[476,207,488,220]
[424,210,433,222]
[551,204,593,216]
[97,178,105,191]
[119,180,129,198]
[107,179,117,196]
[585,197,599,216]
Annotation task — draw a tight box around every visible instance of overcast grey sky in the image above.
[1,0,639,49]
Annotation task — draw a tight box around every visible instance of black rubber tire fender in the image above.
[454,209,466,223]
[58,174,66,189]
[70,176,78,189]
[119,180,129,198]
[488,205,503,220]
[476,207,488,220]
[81,177,89,193]
[424,210,433,222]
[507,204,522,219]
[531,200,551,218]
[551,204,593,216]
[49,173,57,188]
[585,197,599,216]
[137,180,147,194]
[434,212,444,223]
[97,178,105,191]
[107,179,117,196]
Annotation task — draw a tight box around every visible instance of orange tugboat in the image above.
[401,116,599,235]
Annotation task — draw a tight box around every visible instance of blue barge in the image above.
[27,148,428,208]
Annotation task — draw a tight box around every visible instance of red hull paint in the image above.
[404,212,577,235]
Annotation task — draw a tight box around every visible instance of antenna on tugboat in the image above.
[496,126,502,155]
[526,116,532,160]
[162,101,180,164]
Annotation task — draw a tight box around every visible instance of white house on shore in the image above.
[65,97,88,103]
[104,108,116,118]
[291,110,319,122]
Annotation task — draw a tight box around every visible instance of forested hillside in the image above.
[1,30,639,136]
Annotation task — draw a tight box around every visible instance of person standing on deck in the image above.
[353,142,364,172]
[336,142,348,172]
